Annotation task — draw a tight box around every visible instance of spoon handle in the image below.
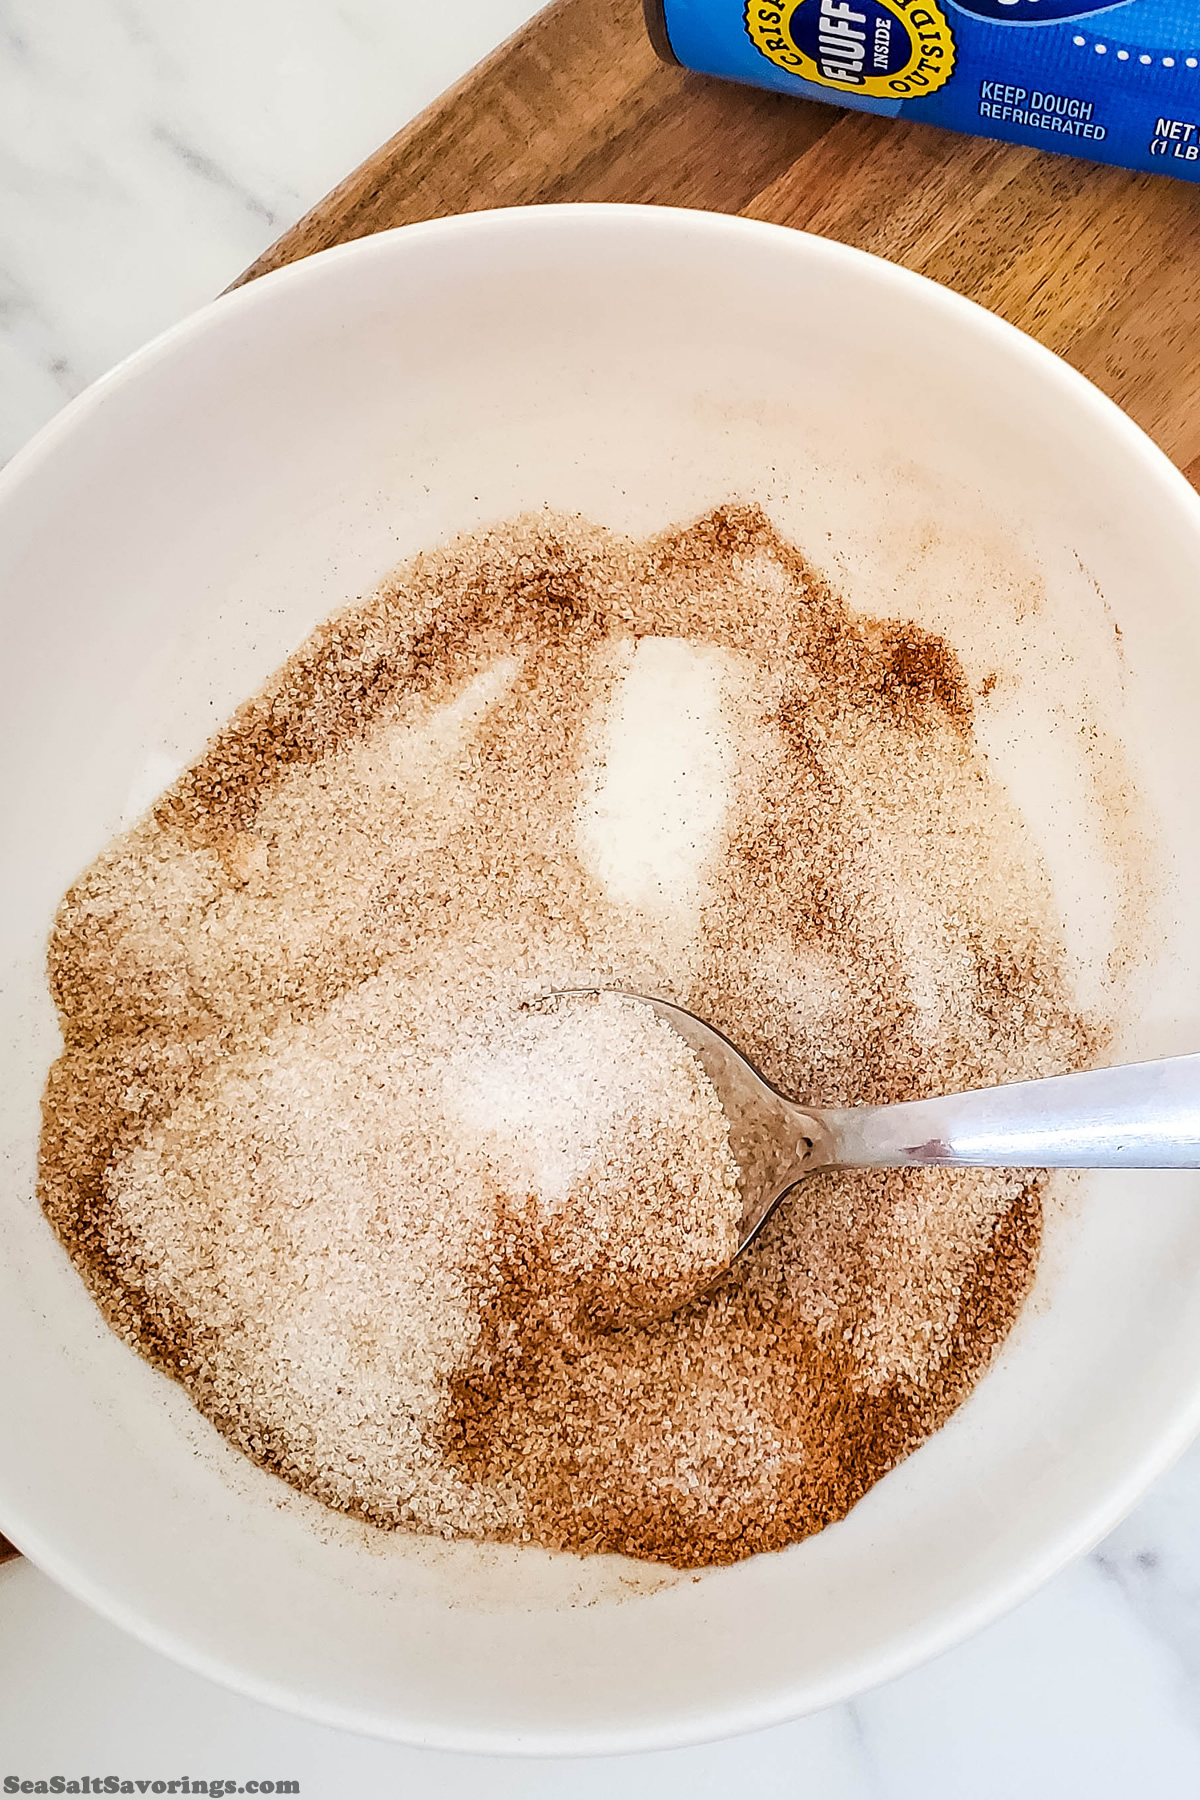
[809,1054,1200,1170]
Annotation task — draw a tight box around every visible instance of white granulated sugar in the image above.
[441,993,731,1214]
[576,637,737,933]
[749,944,849,1035]
[106,974,518,1534]
[442,1005,635,1207]
[104,977,741,1526]
[377,655,523,802]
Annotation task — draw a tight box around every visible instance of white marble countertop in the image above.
[4,2,1200,1793]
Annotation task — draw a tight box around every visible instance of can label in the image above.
[657,0,1200,181]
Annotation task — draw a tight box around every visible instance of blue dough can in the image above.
[645,0,1200,179]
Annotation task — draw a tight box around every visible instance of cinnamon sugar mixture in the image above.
[39,506,1101,1569]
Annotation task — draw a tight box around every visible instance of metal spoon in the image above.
[599,994,1200,1259]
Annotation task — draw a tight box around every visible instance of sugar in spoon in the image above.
[585,994,1200,1260]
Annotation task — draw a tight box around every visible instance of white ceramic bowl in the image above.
[3,204,1200,1756]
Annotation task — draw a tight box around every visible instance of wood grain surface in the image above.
[235,0,1200,485]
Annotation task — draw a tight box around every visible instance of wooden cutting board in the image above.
[235,0,1200,483]
[2,0,1195,1580]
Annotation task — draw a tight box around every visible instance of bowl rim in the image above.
[5,200,1200,1758]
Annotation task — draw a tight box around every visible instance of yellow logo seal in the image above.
[744,0,955,97]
